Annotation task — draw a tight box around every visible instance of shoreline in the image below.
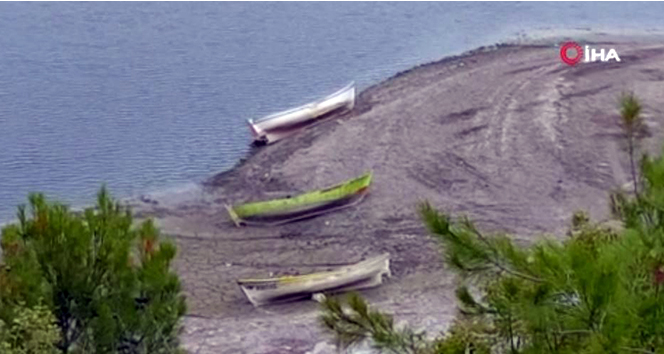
[129,38,664,354]
[3,32,662,226]
[4,35,664,353]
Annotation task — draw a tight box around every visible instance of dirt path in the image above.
[131,41,664,354]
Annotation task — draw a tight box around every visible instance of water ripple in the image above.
[1,2,664,220]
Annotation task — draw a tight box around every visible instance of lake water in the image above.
[1,2,664,221]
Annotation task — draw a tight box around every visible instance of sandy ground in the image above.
[129,40,664,354]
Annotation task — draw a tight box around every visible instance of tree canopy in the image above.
[0,187,186,354]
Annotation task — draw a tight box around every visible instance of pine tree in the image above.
[620,92,645,197]
[0,187,186,354]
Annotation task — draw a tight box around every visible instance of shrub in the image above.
[0,187,186,353]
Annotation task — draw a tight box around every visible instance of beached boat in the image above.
[226,172,372,227]
[237,253,391,306]
[247,82,356,144]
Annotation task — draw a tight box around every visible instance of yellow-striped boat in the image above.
[237,254,391,307]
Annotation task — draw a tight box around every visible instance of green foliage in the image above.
[619,91,646,196]
[0,187,186,354]
[320,95,664,354]
[620,91,643,135]
[0,302,59,354]
[321,293,432,353]
[417,193,664,354]
[320,293,493,354]
[432,319,492,354]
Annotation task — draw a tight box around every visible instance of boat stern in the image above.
[354,171,373,195]
[237,284,262,307]
[347,84,356,110]
[247,120,268,143]
[225,204,244,227]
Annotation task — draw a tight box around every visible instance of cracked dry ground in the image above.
[132,42,664,353]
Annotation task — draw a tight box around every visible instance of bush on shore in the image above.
[0,187,186,354]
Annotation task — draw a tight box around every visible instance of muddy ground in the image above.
[130,40,664,354]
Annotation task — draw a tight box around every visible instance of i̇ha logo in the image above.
[560,41,621,66]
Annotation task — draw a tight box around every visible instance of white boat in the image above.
[247,82,356,144]
[237,253,390,307]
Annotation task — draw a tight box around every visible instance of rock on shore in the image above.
[131,41,664,354]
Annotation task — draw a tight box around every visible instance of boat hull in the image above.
[248,82,356,144]
[238,254,391,307]
[226,172,372,227]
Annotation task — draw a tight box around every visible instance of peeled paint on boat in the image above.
[247,82,356,144]
[237,253,391,307]
[225,172,372,227]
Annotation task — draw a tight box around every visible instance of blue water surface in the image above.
[1,2,663,220]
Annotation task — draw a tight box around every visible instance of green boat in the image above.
[226,172,372,227]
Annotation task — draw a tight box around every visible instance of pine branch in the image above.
[468,228,543,283]
[419,202,543,283]
[320,294,432,354]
